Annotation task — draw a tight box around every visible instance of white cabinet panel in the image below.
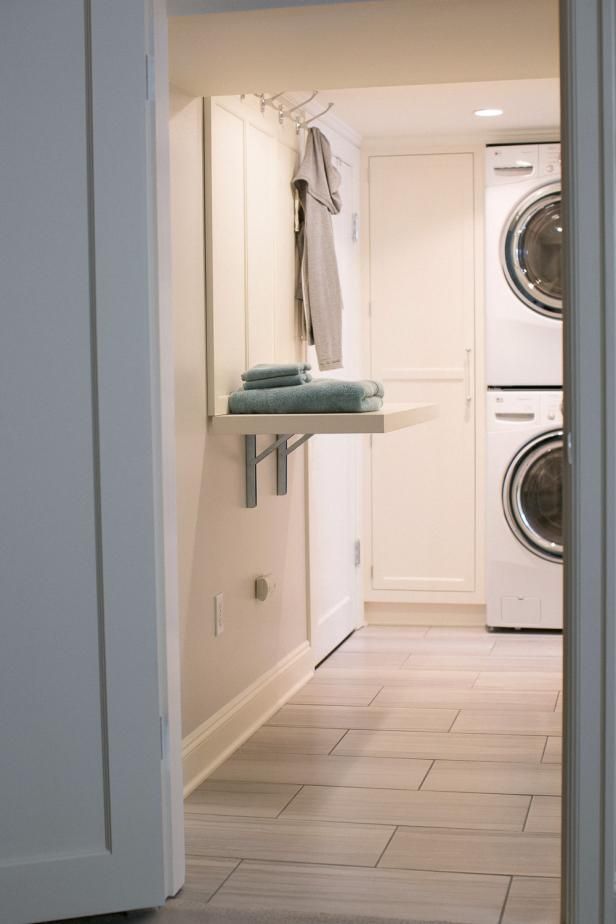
[207,102,247,409]
[368,151,480,598]
[246,122,276,366]
[205,96,301,414]
[371,380,475,592]
[274,141,302,361]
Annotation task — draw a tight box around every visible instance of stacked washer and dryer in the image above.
[485,143,564,630]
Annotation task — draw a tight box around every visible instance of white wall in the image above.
[169,88,312,792]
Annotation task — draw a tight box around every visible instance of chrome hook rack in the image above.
[241,90,334,134]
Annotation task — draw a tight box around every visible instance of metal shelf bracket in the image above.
[245,433,313,508]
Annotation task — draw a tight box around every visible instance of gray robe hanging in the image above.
[292,127,344,371]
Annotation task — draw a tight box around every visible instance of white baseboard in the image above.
[181,641,314,798]
[365,602,486,627]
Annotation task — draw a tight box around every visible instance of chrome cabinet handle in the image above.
[464,348,472,403]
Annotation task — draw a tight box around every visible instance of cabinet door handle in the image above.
[464,348,472,403]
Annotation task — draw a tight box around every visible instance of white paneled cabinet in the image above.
[204,96,301,414]
[366,146,484,604]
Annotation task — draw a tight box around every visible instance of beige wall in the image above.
[169,0,559,97]
[169,88,309,740]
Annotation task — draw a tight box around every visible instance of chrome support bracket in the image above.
[245,433,313,508]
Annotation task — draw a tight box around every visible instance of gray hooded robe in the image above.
[292,127,344,371]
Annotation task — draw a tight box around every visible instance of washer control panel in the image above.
[488,390,563,427]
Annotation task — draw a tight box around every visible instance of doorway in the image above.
[162,3,570,922]
[1,2,613,922]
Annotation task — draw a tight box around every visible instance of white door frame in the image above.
[156,1,616,918]
[561,0,616,920]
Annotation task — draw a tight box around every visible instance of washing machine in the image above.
[486,389,563,630]
[486,142,563,387]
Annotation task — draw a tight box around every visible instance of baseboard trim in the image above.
[365,602,486,627]
[181,641,314,798]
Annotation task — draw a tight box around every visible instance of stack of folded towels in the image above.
[229,363,385,414]
[240,363,313,390]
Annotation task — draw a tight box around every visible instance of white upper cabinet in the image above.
[204,96,301,414]
[367,147,484,603]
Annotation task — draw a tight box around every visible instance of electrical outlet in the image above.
[214,593,224,636]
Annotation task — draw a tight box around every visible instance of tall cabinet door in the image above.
[368,152,480,598]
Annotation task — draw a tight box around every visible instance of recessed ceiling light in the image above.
[474,108,504,118]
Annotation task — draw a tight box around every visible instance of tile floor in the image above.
[174,625,563,923]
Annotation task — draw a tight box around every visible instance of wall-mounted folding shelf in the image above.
[210,403,438,507]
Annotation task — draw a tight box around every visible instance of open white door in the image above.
[0,3,177,921]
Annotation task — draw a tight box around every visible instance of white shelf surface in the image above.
[209,402,437,436]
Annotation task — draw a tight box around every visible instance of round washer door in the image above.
[502,429,563,562]
[501,183,563,319]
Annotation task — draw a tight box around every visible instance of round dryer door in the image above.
[503,429,564,562]
[501,183,563,319]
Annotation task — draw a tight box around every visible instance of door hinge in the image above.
[566,431,573,465]
[352,212,360,242]
[370,565,374,579]
[368,300,372,318]
[159,715,168,759]
[354,539,361,567]
[146,54,155,101]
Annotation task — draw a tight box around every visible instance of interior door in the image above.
[308,152,363,663]
[0,3,170,921]
[369,152,478,597]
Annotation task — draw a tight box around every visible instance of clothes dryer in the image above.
[486,143,563,387]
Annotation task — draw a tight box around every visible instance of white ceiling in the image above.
[313,80,560,140]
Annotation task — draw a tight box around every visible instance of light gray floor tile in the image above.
[452,709,562,736]
[502,876,561,923]
[379,826,560,877]
[267,703,458,732]
[210,752,432,790]
[332,729,546,763]
[281,785,530,832]
[210,860,510,924]
[184,814,393,867]
[525,796,561,834]
[422,759,562,795]
[185,782,301,818]
[239,725,347,755]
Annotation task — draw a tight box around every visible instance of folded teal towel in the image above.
[241,363,312,382]
[243,373,313,390]
[229,379,385,414]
